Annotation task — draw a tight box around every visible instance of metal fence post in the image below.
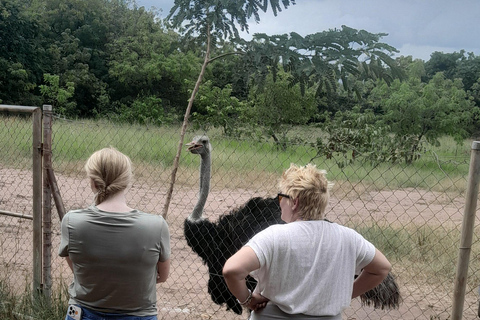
[451,141,480,320]
[32,107,43,294]
[42,105,53,300]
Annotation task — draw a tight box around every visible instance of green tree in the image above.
[424,51,480,92]
[164,0,297,216]
[373,73,478,163]
[191,80,246,136]
[115,95,177,126]
[454,52,480,92]
[166,0,297,130]
[424,51,464,80]
[106,6,198,115]
[468,78,480,118]
[0,0,43,105]
[40,0,114,116]
[238,26,405,100]
[247,70,316,148]
[39,73,76,114]
[312,107,395,167]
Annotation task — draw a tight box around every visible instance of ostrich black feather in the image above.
[184,197,284,314]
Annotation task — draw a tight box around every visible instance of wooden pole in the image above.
[0,104,40,112]
[42,105,53,301]
[162,23,212,220]
[32,107,43,295]
[451,141,480,320]
[46,168,66,220]
[0,209,33,220]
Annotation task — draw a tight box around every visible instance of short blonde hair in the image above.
[278,163,333,220]
[85,147,132,205]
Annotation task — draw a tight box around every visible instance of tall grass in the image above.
[1,115,473,194]
[0,278,69,320]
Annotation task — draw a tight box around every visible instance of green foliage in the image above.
[313,107,399,167]
[0,0,195,117]
[424,50,480,93]
[39,73,76,114]
[191,80,247,136]
[0,0,45,105]
[167,0,296,41]
[313,70,479,166]
[424,51,465,80]
[238,26,405,98]
[246,70,316,148]
[372,73,478,163]
[468,77,480,115]
[208,43,250,99]
[106,6,199,109]
[40,0,114,116]
[115,96,177,126]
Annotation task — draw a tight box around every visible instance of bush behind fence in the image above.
[1,112,480,319]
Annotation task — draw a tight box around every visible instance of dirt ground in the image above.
[1,167,479,319]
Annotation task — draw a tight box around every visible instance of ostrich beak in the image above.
[186,141,202,152]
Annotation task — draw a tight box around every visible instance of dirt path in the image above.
[0,168,476,319]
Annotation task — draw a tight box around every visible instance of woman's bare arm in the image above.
[352,249,392,299]
[156,259,170,283]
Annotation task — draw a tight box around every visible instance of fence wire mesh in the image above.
[0,115,36,293]
[2,113,480,319]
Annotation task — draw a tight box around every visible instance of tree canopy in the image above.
[1,0,479,166]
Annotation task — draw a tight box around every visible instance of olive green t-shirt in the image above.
[59,205,170,316]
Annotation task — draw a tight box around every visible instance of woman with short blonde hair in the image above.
[223,163,391,319]
[278,163,334,221]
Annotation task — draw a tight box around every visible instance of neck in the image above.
[96,190,132,213]
[189,152,211,221]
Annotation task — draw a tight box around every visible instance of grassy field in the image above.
[0,115,473,192]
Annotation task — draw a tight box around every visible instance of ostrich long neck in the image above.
[189,151,211,221]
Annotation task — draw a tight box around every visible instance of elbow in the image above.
[377,260,392,280]
[384,261,393,275]
[222,258,242,283]
[222,260,234,281]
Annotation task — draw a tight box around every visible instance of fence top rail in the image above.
[0,104,40,113]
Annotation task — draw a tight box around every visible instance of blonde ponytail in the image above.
[85,147,132,205]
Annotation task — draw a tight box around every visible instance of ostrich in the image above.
[184,135,400,315]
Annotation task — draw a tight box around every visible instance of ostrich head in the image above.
[186,135,212,156]
[186,135,212,222]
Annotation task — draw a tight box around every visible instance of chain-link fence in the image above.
[0,106,43,296]
[1,108,480,319]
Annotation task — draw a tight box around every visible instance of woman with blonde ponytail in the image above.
[59,147,171,320]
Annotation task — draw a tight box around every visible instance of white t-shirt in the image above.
[247,220,375,316]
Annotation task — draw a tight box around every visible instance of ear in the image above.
[90,179,97,192]
[292,197,299,211]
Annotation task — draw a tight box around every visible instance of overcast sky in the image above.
[136,0,480,61]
